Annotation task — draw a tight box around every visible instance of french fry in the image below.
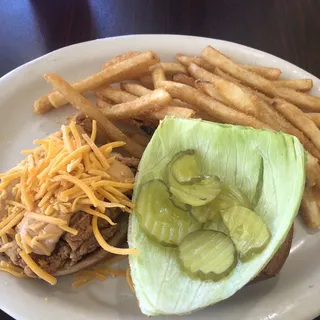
[103,52,140,69]
[96,98,112,109]
[97,98,194,121]
[303,138,320,160]
[240,64,281,80]
[172,73,196,87]
[120,82,199,114]
[214,68,273,104]
[306,153,320,187]
[101,89,171,120]
[194,80,231,105]
[128,133,151,147]
[97,86,136,103]
[151,66,166,89]
[188,63,286,131]
[158,81,271,130]
[202,46,320,111]
[300,186,320,228]
[308,113,320,127]
[275,79,313,91]
[120,83,151,96]
[273,99,320,153]
[140,75,154,89]
[177,54,281,80]
[154,63,188,75]
[150,106,195,120]
[43,73,145,158]
[176,54,216,73]
[34,51,159,114]
[33,95,52,115]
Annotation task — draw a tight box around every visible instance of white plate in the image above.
[0,35,319,320]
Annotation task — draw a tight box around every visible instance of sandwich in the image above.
[0,119,139,284]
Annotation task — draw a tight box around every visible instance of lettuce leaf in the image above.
[128,118,305,316]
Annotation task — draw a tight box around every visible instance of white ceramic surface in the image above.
[0,35,319,320]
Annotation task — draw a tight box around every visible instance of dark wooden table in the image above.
[0,0,319,319]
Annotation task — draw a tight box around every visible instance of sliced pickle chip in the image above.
[221,206,271,261]
[203,215,229,235]
[178,230,237,281]
[214,183,252,211]
[171,150,201,184]
[168,174,221,207]
[135,179,201,247]
[166,151,221,207]
[170,196,189,211]
[190,183,251,223]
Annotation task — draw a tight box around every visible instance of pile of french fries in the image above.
[34,46,320,229]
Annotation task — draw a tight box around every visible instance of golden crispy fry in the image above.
[121,82,197,110]
[44,73,144,158]
[300,186,320,228]
[306,153,320,187]
[177,54,281,80]
[101,89,171,120]
[34,51,159,114]
[240,64,281,80]
[158,81,270,130]
[97,86,136,103]
[202,46,320,111]
[273,99,320,153]
[140,75,154,89]
[214,68,273,104]
[103,52,140,69]
[172,73,196,87]
[120,82,199,115]
[188,63,287,131]
[128,133,151,147]
[120,83,151,96]
[275,79,313,91]
[303,138,320,160]
[33,95,53,115]
[150,106,195,120]
[97,97,194,121]
[194,80,230,105]
[154,63,188,75]
[308,113,320,127]
[176,54,216,73]
[96,98,112,109]
[151,66,166,89]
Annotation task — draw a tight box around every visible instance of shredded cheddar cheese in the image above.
[19,251,57,285]
[0,121,137,285]
[126,267,135,293]
[92,216,138,255]
[0,260,26,278]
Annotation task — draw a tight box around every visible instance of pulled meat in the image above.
[1,211,118,277]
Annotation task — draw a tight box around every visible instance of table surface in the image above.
[0,0,319,319]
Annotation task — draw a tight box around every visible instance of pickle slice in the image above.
[171,150,200,184]
[166,151,221,207]
[221,206,271,261]
[203,215,229,235]
[170,196,189,211]
[168,174,221,207]
[215,183,252,211]
[135,179,201,247]
[190,183,251,223]
[178,230,237,281]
